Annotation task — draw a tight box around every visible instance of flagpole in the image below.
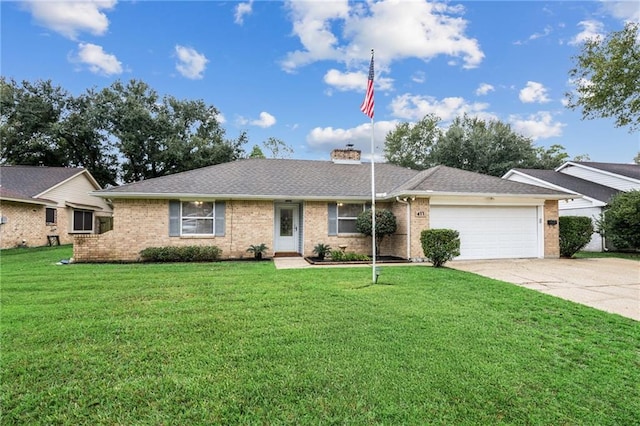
[360,49,376,283]
[370,114,376,284]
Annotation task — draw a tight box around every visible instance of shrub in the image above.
[559,216,593,258]
[313,243,331,260]
[420,229,460,267]
[329,250,371,262]
[600,190,640,250]
[246,243,268,259]
[139,245,222,262]
[356,209,398,255]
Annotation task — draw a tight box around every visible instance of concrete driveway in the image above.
[448,258,639,321]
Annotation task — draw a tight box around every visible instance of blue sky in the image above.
[2,0,639,164]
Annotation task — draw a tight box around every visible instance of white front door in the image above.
[275,204,299,252]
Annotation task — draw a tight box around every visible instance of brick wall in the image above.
[302,201,371,256]
[330,149,361,162]
[73,199,276,262]
[0,202,74,248]
[544,200,560,258]
[408,198,430,260]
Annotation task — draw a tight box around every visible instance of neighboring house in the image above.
[503,161,640,251]
[74,149,574,262]
[0,166,113,249]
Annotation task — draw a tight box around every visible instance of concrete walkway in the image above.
[448,258,639,321]
[274,256,639,321]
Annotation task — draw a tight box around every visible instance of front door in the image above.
[275,204,299,252]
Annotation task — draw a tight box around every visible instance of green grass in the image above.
[2,246,639,425]
[575,250,640,261]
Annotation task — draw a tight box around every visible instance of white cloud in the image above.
[281,0,483,72]
[234,1,253,25]
[72,43,122,75]
[215,112,226,125]
[22,0,116,40]
[569,20,605,45]
[323,68,394,92]
[306,120,399,160]
[514,26,553,45]
[175,45,208,79]
[475,83,495,96]
[601,1,640,23]
[238,112,276,128]
[529,25,553,41]
[389,93,493,122]
[509,111,565,140]
[519,81,550,104]
[411,71,426,84]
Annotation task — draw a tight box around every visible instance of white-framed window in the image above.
[338,203,365,233]
[45,208,57,225]
[181,201,214,235]
[328,202,367,235]
[169,200,225,237]
[72,209,93,232]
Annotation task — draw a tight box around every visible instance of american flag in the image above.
[360,52,374,119]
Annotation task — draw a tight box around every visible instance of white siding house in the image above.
[503,162,640,252]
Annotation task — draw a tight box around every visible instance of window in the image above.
[73,210,93,232]
[181,201,214,235]
[328,202,366,235]
[169,200,225,237]
[45,208,57,225]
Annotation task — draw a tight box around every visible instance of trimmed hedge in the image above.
[139,245,222,262]
[420,229,460,267]
[559,216,593,258]
[329,250,371,262]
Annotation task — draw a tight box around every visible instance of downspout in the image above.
[396,197,411,259]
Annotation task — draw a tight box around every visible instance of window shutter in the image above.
[215,201,226,236]
[169,200,180,236]
[328,203,337,236]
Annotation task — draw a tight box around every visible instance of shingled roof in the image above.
[566,162,640,180]
[0,165,88,199]
[395,166,571,197]
[512,168,620,203]
[95,159,571,200]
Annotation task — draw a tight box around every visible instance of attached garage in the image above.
[430,205,542,260]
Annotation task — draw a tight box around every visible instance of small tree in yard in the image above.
[559,216,593,258]
[356,209,397,256]
[600,190,640,251]
[420,229,460,267]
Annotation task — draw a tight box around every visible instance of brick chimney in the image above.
[330,147,361,163]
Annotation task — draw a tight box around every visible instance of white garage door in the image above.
[430,206,540,260]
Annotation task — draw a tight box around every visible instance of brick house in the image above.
[0,166,112,249]
[74,149,572,262]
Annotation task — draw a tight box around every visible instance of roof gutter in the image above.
[90,191,381,202]
[391,190,577,201]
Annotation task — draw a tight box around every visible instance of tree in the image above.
[634,152,640,165]
[248,145,266,158]
[59,90,119,186]
[601,190,640,250]
[355,209,397,256]
[431,115,542,176]
[262,137,294,159]
[533,144,570,169]
[566,22,640,132]
[99,79,245,183]
[0,77,68,166]
[384,114,441,170]
[0,78,118,187]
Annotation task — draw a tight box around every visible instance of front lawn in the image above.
[575,250,640,261]
[1,246,638,424]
